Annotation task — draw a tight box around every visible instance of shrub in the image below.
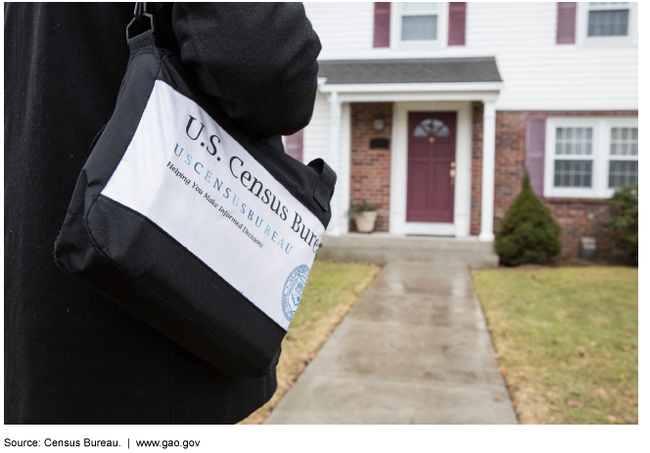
[606,183,638,264]
[495,172,562,266]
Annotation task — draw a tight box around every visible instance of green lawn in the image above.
[473,266,638,424]
[240,260,381,424]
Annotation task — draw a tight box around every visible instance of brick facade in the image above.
[544,198,617,256]
[470,109,638,256]
[350,102,393,232]
[347,102,634,256]
[470,102,483,236]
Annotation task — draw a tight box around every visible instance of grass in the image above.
[239,260,381,424]
[472,266,638,424]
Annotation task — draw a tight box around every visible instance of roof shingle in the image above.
[318,57,502,85]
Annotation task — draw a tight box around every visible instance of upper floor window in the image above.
[575,2,637,44]
[401,3,439,41]
[391,2,449,47]
[588,2,629,37]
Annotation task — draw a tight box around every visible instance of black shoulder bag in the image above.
[55,3,336,378]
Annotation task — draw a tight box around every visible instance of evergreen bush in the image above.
[606,183,638,265]
[495,172,562,266]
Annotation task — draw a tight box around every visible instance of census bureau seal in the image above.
[282,265,310,322]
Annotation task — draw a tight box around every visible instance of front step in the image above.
[316,233,499,267]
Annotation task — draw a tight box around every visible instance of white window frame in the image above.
[544,117,638,199]
[390,2,449,49]
[576,2,637,46]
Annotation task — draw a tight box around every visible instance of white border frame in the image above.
[390,101,472,237]
[576,2,638,46]
[390,2,449,49]
[544,116,638,199]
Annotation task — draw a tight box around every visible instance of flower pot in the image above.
[354,211,378,233]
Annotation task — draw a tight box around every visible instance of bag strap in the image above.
[308,159,337,212]
[126,2,156,54]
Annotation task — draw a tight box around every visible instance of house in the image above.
[286,2,638,256]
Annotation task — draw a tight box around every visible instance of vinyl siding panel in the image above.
[303,2,637,111]
[302,95,351,233]
[304,3,375,57]
[302,92,332,166]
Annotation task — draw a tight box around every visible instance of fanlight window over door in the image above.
[413,118,450,137]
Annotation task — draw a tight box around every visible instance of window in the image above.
[391,2,448,47]
[553,127,594,188]
[588,3,629,37]
[576,2,637,44]
[544,118,638,198]
[401,3,438,41]
[608,127,638,187]
[413,118,450,137]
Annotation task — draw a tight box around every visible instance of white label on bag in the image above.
[101,80,325,330]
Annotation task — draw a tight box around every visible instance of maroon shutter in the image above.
[373,2,391,48]
[285,129,304,162]
[448,2,466,46]
[556,2,577,44]
[525,116,547,196]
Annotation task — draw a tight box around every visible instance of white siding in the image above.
[303,92,331,165]
[303,2,638,111]
[305,2,375,57]
[303,94,351,234]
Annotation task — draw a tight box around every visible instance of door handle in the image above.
[450,162,456,186]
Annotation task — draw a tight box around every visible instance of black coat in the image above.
[4,2,321,423]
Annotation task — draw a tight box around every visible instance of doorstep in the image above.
[316,233,498,267]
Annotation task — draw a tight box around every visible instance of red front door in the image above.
[406,111,456,223]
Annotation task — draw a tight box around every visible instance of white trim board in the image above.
[319,82,504,93]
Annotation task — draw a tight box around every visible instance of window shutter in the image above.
[525,116,547,196]
[448,2,466,46]
[373,2,391,48]
[285,129,304,162]
[556,2,577,44]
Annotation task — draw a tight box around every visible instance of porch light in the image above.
[373,116,385,131]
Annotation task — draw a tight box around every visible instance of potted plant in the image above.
[349,199,379,233]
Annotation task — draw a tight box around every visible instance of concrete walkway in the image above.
[266,261,517,424]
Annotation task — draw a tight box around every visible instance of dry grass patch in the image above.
[473,266,637,424]
[239,260,381,424]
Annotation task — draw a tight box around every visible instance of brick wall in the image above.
[475,109,638,257]
[470,102,483,235]
[350,102,393,232]
[493,111,529,233]
[545,198,618,256]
